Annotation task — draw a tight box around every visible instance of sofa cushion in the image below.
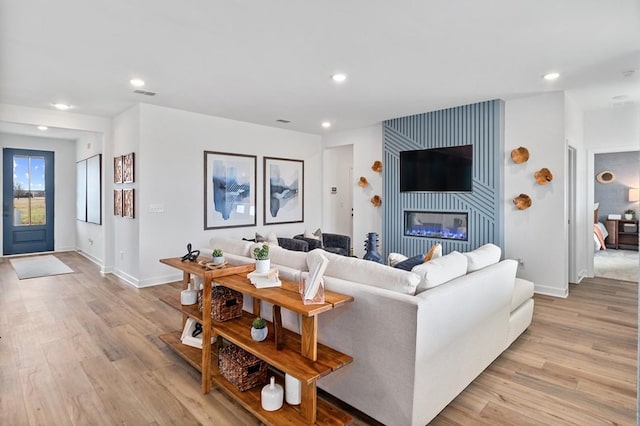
[411,251,468,293]
[208,237,253,257]
[308,249,420,295]
[219,252,255,266]
[463,243,501,273]
[511,277,534,311]
[270,245,309,272]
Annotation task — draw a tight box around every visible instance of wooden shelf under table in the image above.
[159,331,352,425]
[158,257,354,425]
[159,294,352,385]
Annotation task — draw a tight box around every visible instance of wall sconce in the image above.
[629,188,639,202]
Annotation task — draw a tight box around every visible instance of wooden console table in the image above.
[158,257,354,425]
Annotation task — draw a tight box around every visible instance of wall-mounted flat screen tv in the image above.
[400,144,473,192]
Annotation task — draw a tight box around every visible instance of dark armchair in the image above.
[277,237,309,252]
[294,232,351,256]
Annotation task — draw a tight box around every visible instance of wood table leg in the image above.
[181,271,190,327]
[201,277,212,394]
[273,305,284,350]
[300,381,317,423]
[253,298,261,317]
[300,316,318,361]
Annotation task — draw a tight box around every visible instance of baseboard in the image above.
[137,273,182,288]
[534,284,568,298]
[76,250,103,267]
[112,269,141,288]
[576,269,588,284]
[110,269,182,289]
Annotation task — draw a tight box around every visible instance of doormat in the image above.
[10,255,74,279]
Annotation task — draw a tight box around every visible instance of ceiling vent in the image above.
[276,119,291,123]
[133,89,157,96]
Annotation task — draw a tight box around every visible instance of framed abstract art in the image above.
[263,157,303,225]
[204,151,256,229]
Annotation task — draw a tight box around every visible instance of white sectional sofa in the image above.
[201,238,534,426]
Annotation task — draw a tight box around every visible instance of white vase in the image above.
[251,326,268,342]
[256,258,270,273]
[180,282,198,305]
[212,256,225,265]
[285,373,301,405]
[625,214,633,220]
[261,377,283,411]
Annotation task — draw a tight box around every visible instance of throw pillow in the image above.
[388,252,408,267]
[265,232,279,246]
[393,243,442,270]
[255,232,279,247]
[304,228,322,240]
[394,255,425,271]
[423,243,442,262]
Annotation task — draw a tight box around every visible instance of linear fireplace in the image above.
[404,211,468,241]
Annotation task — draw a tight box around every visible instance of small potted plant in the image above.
[251,317,268,341]
[253,244,270,273]
[212,248,224,265]
[625,209,635,220]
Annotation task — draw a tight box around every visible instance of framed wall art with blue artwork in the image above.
[264,156,304,225]
[204,151,257,230]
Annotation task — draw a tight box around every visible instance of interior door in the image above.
[3,148,55,255]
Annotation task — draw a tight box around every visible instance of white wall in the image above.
[322,125,383,257]
[504,92,568,297]
[322,145,353,239]
[75,132,104,264]
[584,105,640,149]
[112,105,141,284]
[0,133,77,253]
[128,104,322,286]
[564,94,588,283]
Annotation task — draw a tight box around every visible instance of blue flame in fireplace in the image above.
[405,224,467,240]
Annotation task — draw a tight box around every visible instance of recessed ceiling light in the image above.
[321,121,332,128]
[331,73,347,83]
[37,126,48,131]
[543,72,560,81]
[52,103,72,110]
[130,78,145,87]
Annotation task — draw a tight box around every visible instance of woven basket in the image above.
[219,344,267,391]
[199,286,243,321]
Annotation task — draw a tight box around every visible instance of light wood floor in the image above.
[0,252,636,425]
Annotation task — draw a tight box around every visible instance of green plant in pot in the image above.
[253,244,270,273]
[625,209,635,220]
[251,317,268,341]
[212,248,224,264]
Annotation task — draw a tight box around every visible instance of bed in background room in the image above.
[593,204,608,252]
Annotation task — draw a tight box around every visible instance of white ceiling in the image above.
[1,0,638,135]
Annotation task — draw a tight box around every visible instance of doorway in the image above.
[3,148,55,255]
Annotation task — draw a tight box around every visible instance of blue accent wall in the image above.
[383,100,504,257]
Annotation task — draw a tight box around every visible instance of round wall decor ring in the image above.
[596,170,616,184]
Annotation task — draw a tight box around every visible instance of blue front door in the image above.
[3,148,55,255]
